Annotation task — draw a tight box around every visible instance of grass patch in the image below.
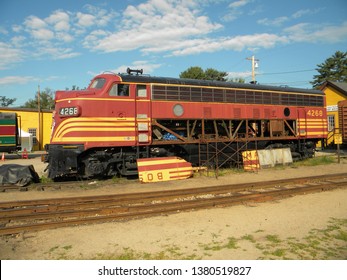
[200,235,239,252]
[265,234,282,244]
[226,237,238,249]
[40,175,52,183]
[293,156,335,167]
[241,234,256,243]
[87,218,346,260]
[46,218,346,260]
[334,231,347,242]
[271,248,287,257]
[91,245,199,260]
[45,245,73,260]
[197,167,245,178]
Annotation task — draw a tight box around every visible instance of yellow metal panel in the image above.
[139,167,192,183]
[137,158,188,167]
[52,136,135,142]
[334,134,343,144]
[242,150,259,171]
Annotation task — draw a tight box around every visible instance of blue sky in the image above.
[0,0,346,106]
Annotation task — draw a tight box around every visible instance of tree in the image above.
[65,85,81,90]
[311,51,347,88]
[229,77,246,83]
[180,66,206,80]
[204,68,228,81]
[0,96,16,107]
[179,66,228,81]
[22,88,55,110]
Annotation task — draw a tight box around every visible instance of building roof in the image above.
[321,81,347,97]
[0,107,53,113]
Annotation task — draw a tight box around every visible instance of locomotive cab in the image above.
[45,73,152,179]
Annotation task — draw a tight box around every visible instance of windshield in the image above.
[90,78,106,89]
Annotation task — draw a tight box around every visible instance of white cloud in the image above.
[223,0,253,22]
[24,15,47,29]
[0,27,8,35]
[111,61,162,74]
[46,10,70,31]
[292,9,311,19]
[87,61,161,77]
[76,12,95,28]
[12,25,22,33]
[2,0,346,71]
[30,28,54,41]
[85,0,222,53]
[227,71,252,79]
[284,21,347,43]
[37,46,80,59]
[257,16,289,27]
[292,8,322,19]
[0,42,24,70]
[169,33,288,56]
[0,76,36,85]
[56,32,74,42]
[229,0,251,9]
[258,8,324,27]
[11,36,26,47]
[75,5,116,31]
[83,30,109,49]
[24,14,55,41]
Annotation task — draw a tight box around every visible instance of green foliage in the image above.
[204,68,228,81]
[311,50,347,88]
[229,77,246,83]
[22,87,55,110]
[179,66,228,81]
[293,156,335,167]
[0,96,16,107]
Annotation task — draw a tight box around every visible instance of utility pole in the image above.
[37,85,41,150]
[246,55,259,84]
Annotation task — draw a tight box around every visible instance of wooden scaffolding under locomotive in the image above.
[148,77,325,173]
[196,119,260,176]
[151,117,298,172]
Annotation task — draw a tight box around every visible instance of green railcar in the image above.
[0,112,21,153]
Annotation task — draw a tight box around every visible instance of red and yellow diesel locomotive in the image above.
[45,69,328,179]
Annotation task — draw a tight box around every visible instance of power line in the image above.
[257,69,315,76]
[263,80,311,85]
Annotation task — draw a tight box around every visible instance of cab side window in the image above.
[137,85,147,97]
[109,84,129,96]
[109,84,118,96]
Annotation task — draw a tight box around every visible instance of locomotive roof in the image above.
[117,74,324,95]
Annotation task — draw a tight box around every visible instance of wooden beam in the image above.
[152,120,187,142]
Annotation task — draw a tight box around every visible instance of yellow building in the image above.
[320,81,347,145]
[0,107,53,151]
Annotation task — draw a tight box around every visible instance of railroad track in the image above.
[0,173,347,235]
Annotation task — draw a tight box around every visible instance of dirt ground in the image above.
[0,151,347,260]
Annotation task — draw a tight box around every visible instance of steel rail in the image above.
[0,175,346,236]
[1,173,346,218]
[1,173,346,208]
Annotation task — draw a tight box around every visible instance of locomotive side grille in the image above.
[253,109,260,118]
[234,108,241,118]
[203,107,212,118]
[264,109,271,118]
[151,84,324,107]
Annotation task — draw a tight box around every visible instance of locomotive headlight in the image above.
[59,106,81,117]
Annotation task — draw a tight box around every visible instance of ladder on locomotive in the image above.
[198,138,256,178]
